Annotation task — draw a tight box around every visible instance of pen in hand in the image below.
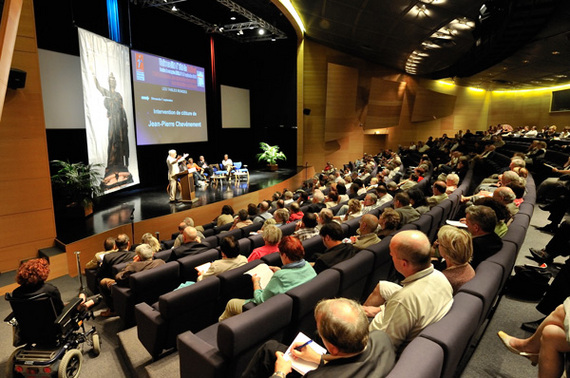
[294,340,313,351]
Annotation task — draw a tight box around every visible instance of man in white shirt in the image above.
[363,230,453,354]
[166,149,185,203]
[376,185,393,206]
[222,154,233,173]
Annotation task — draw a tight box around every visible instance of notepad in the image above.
[283,332,327,375]
[195,262,211,275]
[446,220,468,228]
[243,263,274,289]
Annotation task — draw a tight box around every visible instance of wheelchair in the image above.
[4,292,100,378]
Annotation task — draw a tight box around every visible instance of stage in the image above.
[55,168,301,244]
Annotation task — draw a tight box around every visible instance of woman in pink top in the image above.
[247,225,283,262]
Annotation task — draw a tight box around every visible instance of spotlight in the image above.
[258,28,265,35]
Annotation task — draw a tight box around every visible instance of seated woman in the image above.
[433,225,475,295]
[288,202,304,223]
[141,232,161,253]
[216,205,235,227]
[407,187,430,215]
[445,173,460,195]
[247,203,259,220]
[273,208,290,226]
[230,209,253,230]
[324,191,340,209]
[248,225,283,262]
[219,236,316,320]
[498,299,570,377]
[377,208,400,238]
[11,258,100,320]
[337,198,362,222]
[197,236,247,281]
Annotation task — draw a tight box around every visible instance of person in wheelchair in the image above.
[5,258,101,378]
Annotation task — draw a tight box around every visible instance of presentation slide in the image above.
[131,50,208,145]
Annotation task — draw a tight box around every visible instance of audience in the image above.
[197,236,247,281]
[248,225,282,262]
[219,236,316,320]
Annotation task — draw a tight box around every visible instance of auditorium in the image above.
[1,0,570,377]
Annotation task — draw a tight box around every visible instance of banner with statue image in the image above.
[78,28,139,194]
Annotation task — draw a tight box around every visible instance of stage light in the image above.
[258,28,265,35]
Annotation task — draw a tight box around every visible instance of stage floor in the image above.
[55,168,300,244]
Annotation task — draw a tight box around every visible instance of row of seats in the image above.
[387,171,536,378]
[173,168,534,378]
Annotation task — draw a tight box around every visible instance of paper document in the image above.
[446,220,468,228]
[244,263,274,289]
[195,262,211,275]
[283,332,327,375]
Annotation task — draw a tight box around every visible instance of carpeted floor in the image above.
[0,206,563,378]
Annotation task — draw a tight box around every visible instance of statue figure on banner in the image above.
[93,71,133,191]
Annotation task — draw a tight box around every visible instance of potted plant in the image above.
[256,142,287,171]
[50,160,103,217]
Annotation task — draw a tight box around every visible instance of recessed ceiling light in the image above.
[230,16,236,21]
[543,78,555,81]
[555,74,568,78]
[552,51,561,55]
[258,28,265,35]
[522,60,530,64]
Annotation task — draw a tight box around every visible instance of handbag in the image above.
[506,266,552,301]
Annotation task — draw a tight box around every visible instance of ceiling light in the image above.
[522,60,530,64]
[422,41,441,49]
[271,38,276,42]
[450,18,475,29]
[413,51,429,57]
[552,51,560,55]
[171,5,177,11]
[555,74,567,78]
[230,16,236,21]
[258,28,265,35]
[420,0,446,3]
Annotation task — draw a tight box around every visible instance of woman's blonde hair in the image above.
[437,225,473,264]
[348,198,362,212]
[262,224,283,245]
[141,232,161,253]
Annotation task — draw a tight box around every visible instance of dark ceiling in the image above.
[133,0,570,91]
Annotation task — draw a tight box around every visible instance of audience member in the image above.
[363,230,453,353]
[377,209,400,238]
[312,222,358,274]
[217,205,235,227]
[292,212,319,241]
[427,181,448,208]
[350,214,381,250]
[248,225,283,262]
[393,192,420,227]
[197,236,247,281]
[230,209,253,230]
[241,298,396,378]
[167,226,209,262]
[85,237,116,270]
[464,205,503,269]
[219,236,316,320]
[434,225,475,294]
[253,201,273,223]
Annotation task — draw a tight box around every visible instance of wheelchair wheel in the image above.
[5,346,23,378]
[92,332,101,356]
[58,349,82,378]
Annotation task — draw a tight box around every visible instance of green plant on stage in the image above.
[256,142,287,166]
[50,160,103,209]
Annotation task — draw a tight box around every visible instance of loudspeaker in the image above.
[8,68,26,89]
[303,108,311,115]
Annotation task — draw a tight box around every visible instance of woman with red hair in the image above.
[12,258,65,314]
[11,258,100,314]
[219,236,316,320]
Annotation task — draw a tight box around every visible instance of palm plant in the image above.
[50,160,103,209]
[256,142,287,166]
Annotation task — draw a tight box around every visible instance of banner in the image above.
[78,28,139,194]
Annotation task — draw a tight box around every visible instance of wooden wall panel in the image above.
[324,63,358,143]
[0,0,56,273]
[0,0,23,118]
[365,78,406,129]
[489,91,570,127]
[411,87,457,122]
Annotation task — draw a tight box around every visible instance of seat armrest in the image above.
[135,302,167,359]
[178,331,226,378]
[55,297,83,325]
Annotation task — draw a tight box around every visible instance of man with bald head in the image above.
[350,214,380,250]
[427,181,448,208]
[363,230,453,354]
[493,186,518,218]
[241,298,395,378]
[168,226,209,261]
[253,201,273,223]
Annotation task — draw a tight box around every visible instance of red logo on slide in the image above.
[136,54,144,71]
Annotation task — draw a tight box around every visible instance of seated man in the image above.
[350,214,380,250]
[96,234,135,284]
[363,230,453,354]
[427,181,448,208]
[241,298,396,378]
[393,192,420,227]
[312,222,358,274]
[292,212,319,241]
[85,237,116,270]
[167,226,209,262]
[99,244,165,316]
[222,154,234,173]
[465,205,503,269]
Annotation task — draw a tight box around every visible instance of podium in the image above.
[174,170,196,203]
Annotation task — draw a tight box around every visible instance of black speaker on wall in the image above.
[8,68,27,89]
[303,108,311,115]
